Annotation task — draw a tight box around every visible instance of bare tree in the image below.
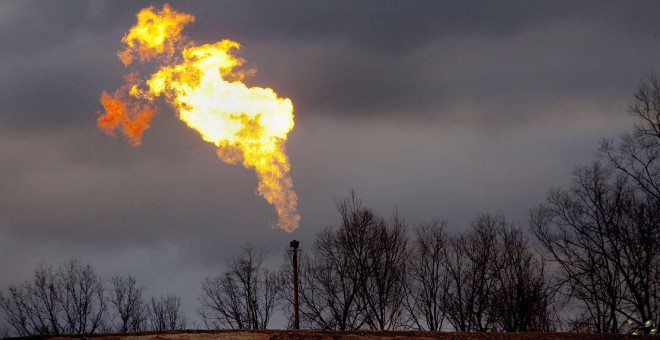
[1,281,40,336]
[148,295,187,331]
[613,192,660,330]
[1,261,196,336]
[358,212,409,330]
[527,74,660,333]
[278,192,409,330]
[305,192,377,330]
[438,214,555,332]
[199,245,277,329]
[601,73,660,201]
[599,73,660,332]
[278,249,342,329]
[27,262,62,334]
[492,226,554,332]
[442,214,501,331]
[109,274,147,332]
[532,163,632,333]
[405,221,450,331]
[0,260,107,336]
[57,259,107,334]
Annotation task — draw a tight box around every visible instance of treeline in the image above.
[272,197,553,332]
[0,259,187,337]
[530,74,660,333]
[2,75,659,337]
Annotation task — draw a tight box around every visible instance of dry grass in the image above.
[19,329,656,340]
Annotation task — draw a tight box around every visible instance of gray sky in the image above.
[1,0,658,329]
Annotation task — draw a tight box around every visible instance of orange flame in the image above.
[98,73,154,146]
[97,4,300,232]
[117,4,194,66]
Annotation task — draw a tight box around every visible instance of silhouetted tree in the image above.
[601,73,660,201]
[441,214,554,332]
[359,212,409,330]
[148,295,187,331]
[1,265,58,336]
[304,192,377,330]
[530,74,660,333]
[57,259,107,334]
[279,192,409,330]
[1,260,191,336]
[278,249,345,329]
[199,245,277,329]
[109,274,147,332]
[532,162,634,332]
[600,73,660,331]
[492,226,553,331]
[0,260,106,336]
[405,221,450,331]
[442,214,501,331]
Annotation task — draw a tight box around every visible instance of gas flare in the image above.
[97,4,300,232]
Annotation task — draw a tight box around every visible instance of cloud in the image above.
[1,1,659,329]
[3,1,658,130]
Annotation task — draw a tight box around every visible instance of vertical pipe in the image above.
[290,240,300,329]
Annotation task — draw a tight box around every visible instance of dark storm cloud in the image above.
[187,1,618,49]
[0,1,132,126]
[1,0,660,330]
[3,0,659,128]
[181,0,660,125]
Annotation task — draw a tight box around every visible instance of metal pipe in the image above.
[290,240,300,329]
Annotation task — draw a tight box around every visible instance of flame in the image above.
[117,4,194,66]
[97,72,154,146]
[97,4,300,232]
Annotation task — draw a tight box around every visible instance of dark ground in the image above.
[11,330,656,340]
